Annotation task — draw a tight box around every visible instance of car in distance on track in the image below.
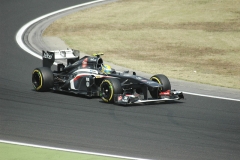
[32,49,184,105]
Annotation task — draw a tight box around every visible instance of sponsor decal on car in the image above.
[43,52,53,59]
[90,58,97,62]
[60,51,66,57]
[122,96,129,102]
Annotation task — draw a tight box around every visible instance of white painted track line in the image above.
[14,0,240,159]
[0,140,151,160]
[16,0,240,103]
[14,1,154,159]
[16,0,109,60]
[183,91,240,102]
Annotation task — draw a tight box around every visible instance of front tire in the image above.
[150,74,171,98]
[32,67,53,92]
[100,78,122,103]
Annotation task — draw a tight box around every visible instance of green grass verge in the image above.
[0,143,126,160]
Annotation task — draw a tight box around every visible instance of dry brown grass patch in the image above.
[44,0,240,89]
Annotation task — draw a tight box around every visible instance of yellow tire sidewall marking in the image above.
[100,79,113,102]
[151,76,162,91]
[33,70,43,90]
[150,77,161,84]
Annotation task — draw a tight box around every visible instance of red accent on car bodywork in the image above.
[82,58,88,68]
[118,95,122,101]
[74,74,88,81]
[160,90,171,96]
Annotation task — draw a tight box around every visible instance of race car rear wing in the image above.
[42,49,80,68]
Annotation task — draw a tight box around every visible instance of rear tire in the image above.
[100,78,122,103]
[32,67,53,92]
[150,74,171,98]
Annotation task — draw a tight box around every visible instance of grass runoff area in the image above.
[0,142,126,160]
[44,0,240,89]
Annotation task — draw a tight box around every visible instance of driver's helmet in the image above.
[100,64,112,74]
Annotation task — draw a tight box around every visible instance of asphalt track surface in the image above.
[0,1,240,160]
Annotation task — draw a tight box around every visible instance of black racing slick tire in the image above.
[150,74,171,98]
[100,78,122,103]
[32,67,53,92]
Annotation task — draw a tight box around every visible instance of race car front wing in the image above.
[114,90,184,105]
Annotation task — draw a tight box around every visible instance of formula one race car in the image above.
[32,49,184,105]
